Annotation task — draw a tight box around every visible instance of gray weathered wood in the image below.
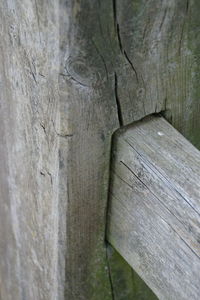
[107,1,200,298]
[107,116,200,300]
[106,0,200,298]
[59,1,119,299]
[1,0,200,299]
[0,1,60,299]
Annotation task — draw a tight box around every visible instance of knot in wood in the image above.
[65,56,101,87]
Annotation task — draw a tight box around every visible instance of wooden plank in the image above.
[59,1,119,299]
[107,116,200,300]
[0,1,60,299]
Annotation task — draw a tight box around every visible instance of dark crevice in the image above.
[30,70,38,84]
[116,23,123,53]
[40,122,46,134]
[124,50,139,83]
[114,72,123,126]
[56,132,73,138]
[106,245,116,300]
[112,0,117,27]
[104,132,116,300]
[159,8,167,32]
[39,73,45,78]
[186,0,190,13]
[40,170,53,185]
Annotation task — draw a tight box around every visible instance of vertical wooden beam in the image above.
[0,1,60,299]
[59,1,119,299]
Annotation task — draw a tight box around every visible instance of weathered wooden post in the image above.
[0,1,60,299]
[0,0,200,299]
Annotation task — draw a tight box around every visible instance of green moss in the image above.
[87,239,113,300]
[185,0,200,149]
[107,245,158,300]
[164,0,200,149]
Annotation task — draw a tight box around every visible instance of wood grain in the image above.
[107,116,200,300]
[59,1,119,299]
[1,0,200,299]
[107,1,200,297]
[0,1,60,299]
[113,0,200,147]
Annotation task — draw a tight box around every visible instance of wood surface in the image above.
[0,0,200,299]
[107,116,200,300]
[59,1,200,299]
[0,1,60,299]
[106,0,200,298]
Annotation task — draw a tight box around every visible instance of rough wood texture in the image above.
[59,2,119,299]
[107,0,200,298]
[114,0,200,131]
[0,1,60,299]
[1,0,200,299]
[59,1,200,298]
[107,116,200,300]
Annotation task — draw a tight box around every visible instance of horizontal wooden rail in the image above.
[107,116,200,300]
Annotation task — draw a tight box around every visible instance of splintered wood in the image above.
[107,116,200,300]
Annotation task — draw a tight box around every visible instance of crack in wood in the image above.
[123,50,139,84]
[106,245,116,300]
[124,137,200,217]
[114,72,123,127]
